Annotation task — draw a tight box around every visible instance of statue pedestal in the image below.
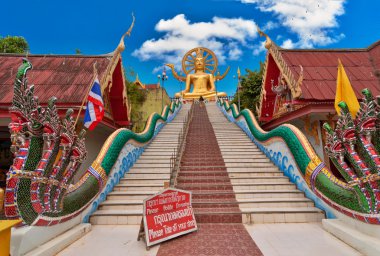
[0,219,22,256]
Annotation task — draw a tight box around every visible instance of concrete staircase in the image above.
[90,104,191,225]
[206,104,325,223]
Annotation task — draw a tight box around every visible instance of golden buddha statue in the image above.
[166,47,229,100]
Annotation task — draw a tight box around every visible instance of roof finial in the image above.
[257,25,272,50]
[116,13,136,53]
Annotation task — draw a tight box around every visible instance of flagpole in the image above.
[74,62,98,128]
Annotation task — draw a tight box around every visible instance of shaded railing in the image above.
[169,104,194,187]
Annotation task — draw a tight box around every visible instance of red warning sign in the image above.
[143,188,197,246]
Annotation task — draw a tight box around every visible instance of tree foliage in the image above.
[125,77,147,132]
[0,36,29,54]
[232,63,264,115]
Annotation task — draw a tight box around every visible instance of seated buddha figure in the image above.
[169,47,228,100]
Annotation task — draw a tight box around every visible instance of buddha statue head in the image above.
[195,48,205,72]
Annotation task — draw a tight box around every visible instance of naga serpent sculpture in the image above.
[217,90,380,224]
[5,59,181,226]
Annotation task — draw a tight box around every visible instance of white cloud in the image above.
[253,40,267,55]
[152,66,162,74]
[227,42,243,60]
[133,14,258,68]
[281,39,296,49]
[241,0,346,48]
[262,21,279,31]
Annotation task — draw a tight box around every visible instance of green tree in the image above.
[232,63,264,115]
[0,36,29,53]
[125,78,147,132]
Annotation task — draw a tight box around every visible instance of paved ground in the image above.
[57,225,158,256]
[58,223,362,256]
[246,223,362,256]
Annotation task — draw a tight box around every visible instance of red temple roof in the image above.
[259,39,380,124]
[280,40,380,101]
[0,54,113,105]
[144,84,160,89]
[0,53,130,127]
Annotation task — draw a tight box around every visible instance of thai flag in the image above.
[84,77,104,130]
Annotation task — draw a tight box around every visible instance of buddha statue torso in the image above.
[189,73,212,93]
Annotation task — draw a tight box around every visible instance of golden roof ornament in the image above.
[116,13,135,54]
[257,26,272,50]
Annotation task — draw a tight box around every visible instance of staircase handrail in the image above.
[170,104,194,187]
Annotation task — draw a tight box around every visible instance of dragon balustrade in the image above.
[5,59,181,226]
[217,90,380,224]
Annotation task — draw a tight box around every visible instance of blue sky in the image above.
[1,0,379,97]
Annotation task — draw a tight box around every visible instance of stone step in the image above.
[144,148,178,152]
[194,209,242,223]
[132,163,171,168]
[240,208,325,224]
[227,167,279,172]
[214,131,247,134]
[107,191,156,200]
[219,148,260,152]
[119,177,168,184]
[113,184,164,191]
[128,167,170,173]
[136,159,171,163]
[230,176,289,183]
[178,171,230,177]
[90,207,327,225]
[216,140,253,143]
[223,158,270,163]
[216,142,256,146]
[232,183,296,190]
[90,210,142,225]
[99,204,141,211]
[222,154,267,159]
[215,136,250,139]
[148,142,180,146]
[153,136,181,140]
[228,171,284,177]
[141,152,177,156]
[237,198,315,208]
[225,162,275,168]
[157,131,183,134]
[234,190,306,199]
[126,169,171,174]
[220,152,263,156]
[177,183,234,191]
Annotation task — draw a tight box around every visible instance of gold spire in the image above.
[116,13,136,53]
[257,25,272,50]
[237,67,241,79]
[196,47,203,59]
[135,73,140,82]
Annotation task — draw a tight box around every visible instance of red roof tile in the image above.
[0,54,113,105]
[144,84,159,89]
[279,41,380,100]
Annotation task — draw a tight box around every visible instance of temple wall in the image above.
[73,123,114,182]
[132,87,171,132]
[0,118,12,189]
[289,115,325,162]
